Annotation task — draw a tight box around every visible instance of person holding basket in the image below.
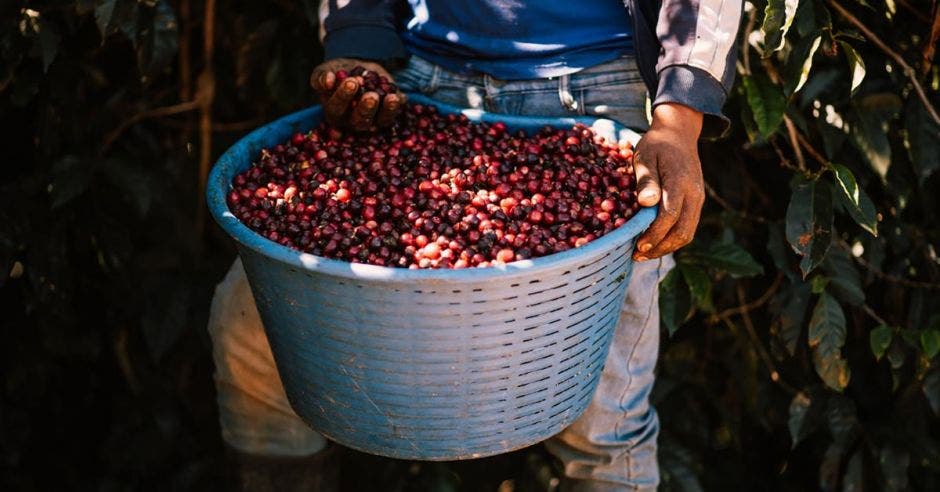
[209,1,741,490]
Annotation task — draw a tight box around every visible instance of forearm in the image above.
[319,0,408,66]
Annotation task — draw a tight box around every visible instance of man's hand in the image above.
[632,103,705,262]
[310,58,406,131]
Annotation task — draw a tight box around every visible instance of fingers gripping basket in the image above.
[207,94,656,460]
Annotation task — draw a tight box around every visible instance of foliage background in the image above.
[2,0,939,490]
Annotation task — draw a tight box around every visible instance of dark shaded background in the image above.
[2,1,940,490]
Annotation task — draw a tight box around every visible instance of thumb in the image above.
[633,152,661,207]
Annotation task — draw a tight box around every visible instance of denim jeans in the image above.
[207,54,673,491]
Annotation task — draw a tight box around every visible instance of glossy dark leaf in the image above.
[826,395,859,445]
[660,268,692,337]
[924,369,940,417]
[829,163,877,236]
[137,1,178,76]
[761,0,799,53]
[101,158,154,217]
[869,325,892,361]
[679,263,713,313]
[771,280,812,355]
[821,247,864,306]
[850,94,902,180]
[743,73,786,137]
[50,156,94,209]
[38,19,59,73]
[838,41,866,94]
[819,442,846,492]
[788,391,820,448]
[842,448,864,492]
[688,241,764,278]
[921,329,940,359]
[767,223,797,280]
[809,292,850,391]
[904,96,940,185]
[94,0,117,37]
[879,445,910,492]
[786,175,834,277]
[789,35,822,95]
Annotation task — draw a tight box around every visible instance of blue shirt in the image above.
[400,0,634,80]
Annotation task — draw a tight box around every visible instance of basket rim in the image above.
[207,93,656,283]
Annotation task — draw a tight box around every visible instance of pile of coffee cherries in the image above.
[227,104,639,269]
[335,66,398,99]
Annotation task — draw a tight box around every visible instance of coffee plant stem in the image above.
[714,273,784,320]
[923,6,940,76]
[197,0,217,239]
[102,100,201,153]
[703,182,770,223]
[783,116,807,172]
[795,131,829,166]
[827,0,940,126]
[838,240,940,290]
[720,313,798,395]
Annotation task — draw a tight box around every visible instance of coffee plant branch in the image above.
[838,239,940,290]
[827,0,940,127]
[179,0,193,102]
[897,0,934,24]
[720,309,799,396]
[860,304,890,328]
[924,4,940,76]
[795,132,829,167]
[196,0,217,239]
[102,100,201,152]
[713,273,784,321]
[703,182,770,224]
[783,116,807,172]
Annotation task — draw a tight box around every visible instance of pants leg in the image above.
[207,258,327,457]
[545,256,674,492]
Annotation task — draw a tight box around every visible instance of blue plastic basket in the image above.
[207,94,655,460]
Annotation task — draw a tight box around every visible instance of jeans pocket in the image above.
[392,57,436,94]
[579,80,650,131]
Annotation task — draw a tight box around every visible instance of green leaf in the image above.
[811,275,829,294]
[785,176,834,277]
[838,41,866,94]
[788,391,819,448]
[829,163,877,236]
[924,369,940,417]
[826,395,859,445]
[843,449,864,492]
[869,325,892,360]
[819,442,846,492]
[762,0,800,53]
[921,329,940,359]
[808,292,851,391]
[791,35,822,94]
[770,281,812,355]
[743,74,786,137]
[38,20,59,73]
[95,0,117,38]
[850,93,901,180]
[821,247,865,306]
[904,96,940,185]
[879,445,910,492]
[137,1,179,76]
[688,242,764,278]
[659,269,692,337]
[50,156,94,209]
[678,263,713,313]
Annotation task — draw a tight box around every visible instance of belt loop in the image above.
[558,74,578,112]
[428,64,441,93]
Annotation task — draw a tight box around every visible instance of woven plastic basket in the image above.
[207,94,655,460]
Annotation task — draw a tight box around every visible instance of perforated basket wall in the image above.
[208,94,656,460]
